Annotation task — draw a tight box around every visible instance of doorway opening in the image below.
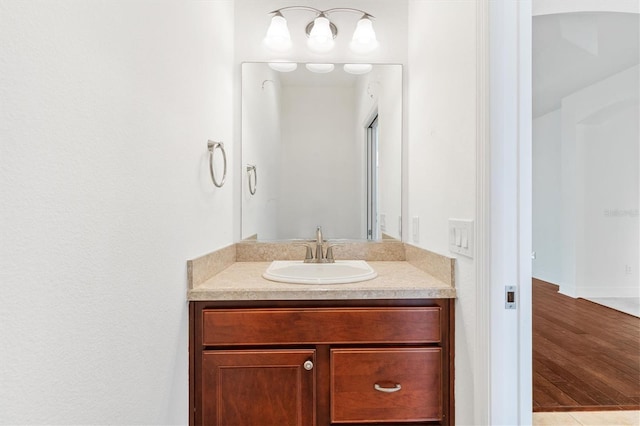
[532,9,640,418]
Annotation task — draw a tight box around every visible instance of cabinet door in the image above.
[201,349,315,426]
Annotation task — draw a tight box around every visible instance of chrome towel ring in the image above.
[246,164,257,195]
[207,140,227,188]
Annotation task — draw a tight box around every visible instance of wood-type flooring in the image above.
[533,279,640,412]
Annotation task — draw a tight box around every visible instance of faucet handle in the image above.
[325,244,343,263]
[294,243,314,262]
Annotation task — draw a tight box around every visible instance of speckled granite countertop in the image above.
[187,241,456,301]
[188,260,456,301]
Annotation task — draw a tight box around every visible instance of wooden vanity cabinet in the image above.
[190,299,454,425]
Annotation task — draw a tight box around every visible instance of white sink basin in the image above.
[262,260,377,285]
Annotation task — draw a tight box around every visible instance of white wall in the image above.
[376,66,403,240]
[408,1,477,425]
[533,109,563,284]
[278,85,361,239]
[241,64,282,240]
[581,101,639,296]
[563,65,639,298]
[0,1,235,423]
[355,65,403,239]
[534,65,640,298]
[354,66,404,239]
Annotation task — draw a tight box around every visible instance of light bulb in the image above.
[305,63,335,73]
[307,15,335,53]
[263,12,292,52]
[268,62,298,72]
[343,64,373,75]
[350,15,378,54]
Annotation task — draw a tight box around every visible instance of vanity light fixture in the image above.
[350,16,379,53]
[263,11,292,52]
[307,13,335,53]
[264,7,378,55]
[305,63,335,73]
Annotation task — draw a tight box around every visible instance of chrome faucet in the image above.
[314,226,326,263]
[298,226,331,263]
[298,226,339,263]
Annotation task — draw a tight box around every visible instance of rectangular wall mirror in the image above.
[241,62,403,241]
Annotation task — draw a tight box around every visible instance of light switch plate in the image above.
[449,219,474,258]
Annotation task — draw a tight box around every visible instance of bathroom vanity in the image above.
[188,242,456,425]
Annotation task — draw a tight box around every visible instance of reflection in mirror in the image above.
[242,62,402,241]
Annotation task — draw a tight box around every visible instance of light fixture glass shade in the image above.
[268,62,298,72]
[263,13,292,52]
[305,63,335,73]
[307,15,335,53]
[343,63,373,75]
[350,16,378,54]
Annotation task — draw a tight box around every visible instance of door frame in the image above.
[478,0,533,424]
[481,2,640,424]
[366,114,380,240]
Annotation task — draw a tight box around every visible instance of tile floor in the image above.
[533,411,640,425]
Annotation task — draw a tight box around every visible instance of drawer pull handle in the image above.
[303,360,314,371]
[374,383,402,393]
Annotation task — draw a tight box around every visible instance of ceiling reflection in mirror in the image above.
[241,62,402,241]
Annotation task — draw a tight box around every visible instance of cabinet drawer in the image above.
[331,348,442,423]
[201,307,441,346]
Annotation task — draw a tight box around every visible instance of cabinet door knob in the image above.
[303,360,314,371]
[374,383,402,393]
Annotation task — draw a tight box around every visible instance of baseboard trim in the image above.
[576,287,640,299]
